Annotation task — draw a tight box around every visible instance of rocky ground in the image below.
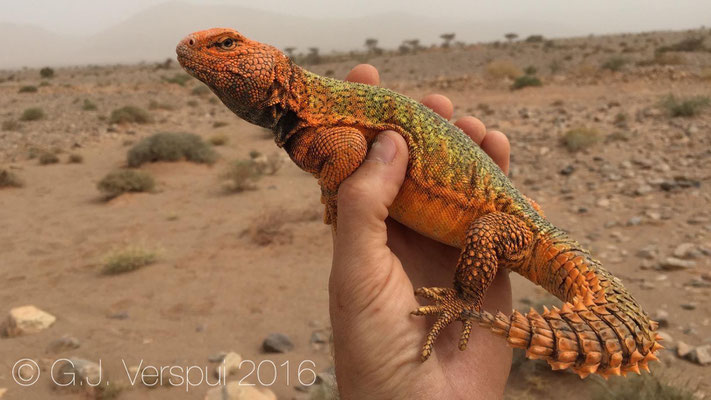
[0,28,710,399]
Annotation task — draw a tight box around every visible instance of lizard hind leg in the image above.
[412,212,534,361]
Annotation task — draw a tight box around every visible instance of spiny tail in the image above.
[471,229,662,378]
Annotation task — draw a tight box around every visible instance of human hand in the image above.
[328,64,513,399]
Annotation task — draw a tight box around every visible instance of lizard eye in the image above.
[217,38,238,50]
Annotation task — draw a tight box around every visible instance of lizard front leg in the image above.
[413,212,533,361]
[285,126,368,227]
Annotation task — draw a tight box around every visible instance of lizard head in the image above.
[176,28,293,128]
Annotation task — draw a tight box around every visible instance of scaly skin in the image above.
[177,28,662,378]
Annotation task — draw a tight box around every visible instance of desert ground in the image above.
[1,28,710,399]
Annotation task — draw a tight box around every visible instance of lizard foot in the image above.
[412,287,478,361]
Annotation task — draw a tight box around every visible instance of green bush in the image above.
[40,67,55,78]
[18,85,37,93]
[0,168,23,188]
[102,244,158,275]
[562,127,600,151]
[38,152,59,165]
[510,75,542,90]
[20,108,45,121]
[82,99,97,111]
[97,169,155,199]
[659,95,710,117]
[127,132,217,167]
[109,106,151,124]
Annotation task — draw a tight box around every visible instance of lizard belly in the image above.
[388,171,475,249]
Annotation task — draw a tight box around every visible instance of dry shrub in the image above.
[0,168,23,188]
[659,95,710,117]
[68,153,84,163]
[251,151,284,175]
[38,152,59,165]
[97,169,155,199]
[109,106,151,124]
[486,60,522,80]
[222,159,262,192]
[127,132,217,167]
[20,107,45,121]
[103,244,159,275]
[209,134,228,146]
[562,127,601,152]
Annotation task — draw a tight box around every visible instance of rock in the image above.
[262,332,293,353]
[654,310,670,328]
[54,359,103,386]
[46,335,81,353]
[596,198,610,208]
[681,303,697,311]
[560,165,575,176]
[673,243,699,259]
[677,341,693,358]
[627,216,643,226]
[659,257,696,271]
[3,305,56,337]
[107,311,129,320]
[636,245,657,260]
[208,352,227,363]
[310,331,328,345]
[215,352,243,379]
[691,345,711,365]
[204,382,276,400]
[634,184,654,196]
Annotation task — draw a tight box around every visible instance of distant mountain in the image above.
[1,1,584,68]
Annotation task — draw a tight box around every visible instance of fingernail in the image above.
[367,132,397,163]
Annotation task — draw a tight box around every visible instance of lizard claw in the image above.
[412,287,478,361]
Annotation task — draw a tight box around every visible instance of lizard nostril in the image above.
[188,38,195,46]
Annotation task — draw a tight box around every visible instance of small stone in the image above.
[310,331,328,345]
[46,335,81,353]
[215,352,242,379]
[640,281,656,290]
[659,257,696,271]
[3,305,56,337]
[208,352,227,363]
[673,243,698,259]
[54,359,103,387]
[677,341,693,358]
[204,382,276,400]
[681,303,697,311]
[654,310,670,328]
[627,216,643,226]
[690,345,711,365]
[636,245,657,260]
[634,184,654,196]
[596,198,610,208]
[560,165,575,176]
[107,311,129,320]
[262,332,293,353]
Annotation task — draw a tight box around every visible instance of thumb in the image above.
[334,131,409,253]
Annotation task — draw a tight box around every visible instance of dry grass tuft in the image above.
[486,60,522,80]
[562,127,601,152]
[0,168,23,188]
[221,159,262,192]
[102,244,159,275]
[659,95,710,117]
[97,169,155,199]
[109,106,152,125]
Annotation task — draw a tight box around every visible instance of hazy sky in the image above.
[1,0,709,36]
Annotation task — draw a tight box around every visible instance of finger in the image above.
[345,64,380,86]
[454,116,487,145]
[480,130,510,175]
[335,131,409,258]
[421,94,453,120]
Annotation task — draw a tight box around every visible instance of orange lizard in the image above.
[176,28,661,378]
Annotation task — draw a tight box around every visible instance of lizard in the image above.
[176,28,662,379]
